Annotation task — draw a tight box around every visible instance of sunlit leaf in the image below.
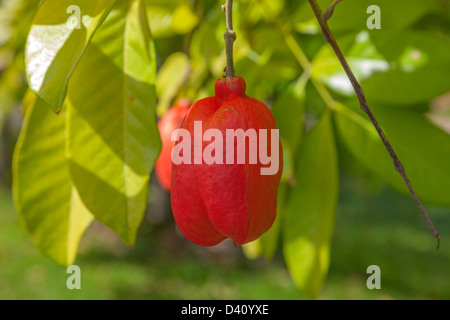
[66,0,160,245]
[25,0,115,112]
[312,31,389,97]
[13,91,93,266]
[283,111,338,299]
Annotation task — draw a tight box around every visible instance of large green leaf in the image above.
[312,29,450,104]
[335,102,450,206]
[25,0,115,112]
[371,31,450,65]
[283,111,339,300]
[12,91,93,266]
[319,0,439,34]
[66,0,160,245]
[362,68,450,105]
[363,31,450,105]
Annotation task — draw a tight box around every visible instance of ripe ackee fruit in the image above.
[171,76,283,246]
[155,99,190,191]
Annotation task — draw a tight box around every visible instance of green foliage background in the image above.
[0,0,449,299]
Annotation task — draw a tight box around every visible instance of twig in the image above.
[222,0,236,78]
[307,0,440,249]
[322,0,343,21]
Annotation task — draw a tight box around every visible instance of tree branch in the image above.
[307,0,440,249]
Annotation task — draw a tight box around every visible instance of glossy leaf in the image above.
[283,111,339,299]
[25,0,115,112]
[66,0,160,245]
[13,91,93,266]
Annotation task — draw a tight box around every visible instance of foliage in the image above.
[0,0,449,299]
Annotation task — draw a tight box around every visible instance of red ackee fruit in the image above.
[171,76,283,246]
[155,99,190,191]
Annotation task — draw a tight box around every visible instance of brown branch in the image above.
[307,0,440,249]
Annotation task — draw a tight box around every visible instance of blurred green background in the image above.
[1,0,450,300]
[1,171,449,300]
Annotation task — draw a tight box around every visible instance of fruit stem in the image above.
[222,0,236,79]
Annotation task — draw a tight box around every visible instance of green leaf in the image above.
[272,77,307,182]
[293,0,438,33]
[66,0,161,245]
[259,182,288,259]
[25,0,115,112]
[312,31,389,97]
[12,91,93,266]
[283,111,339,300]
[317,0,439,34]
[272,76,306,150]
[336,102,450,206]
[257,79,307,259]
[235,26,299,101]
[362,68,450,105]
[144,0,198,38]
[244,0,285,24]
[189,9,223,77]
[156,52,190,117]
[363,31,450,105]
[313,29,450,104]
[371,31,450,65]
[242,239,262,260]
